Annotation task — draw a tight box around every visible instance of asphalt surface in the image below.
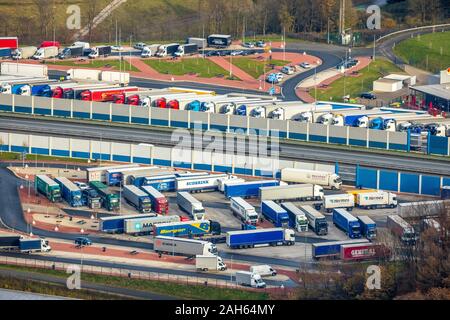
[2,116,450,177]
[0,268,176,300]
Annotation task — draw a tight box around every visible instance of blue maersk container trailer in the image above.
[226,228,295,249]
[261,201,290,228]
[332,209,362,238]
[54,177,83,207]
[224,180,279,198]
[99,214,156,233]
[312,239,370,259]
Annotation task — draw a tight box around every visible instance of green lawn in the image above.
[227,57,290,79]
[0,264,269,300]
[144,58,233,79]
[314,58,404,102]
[0,152,90,163]
[46,59,139,72]
[393,31,450,73]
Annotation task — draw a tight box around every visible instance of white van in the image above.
[250,265,277,277]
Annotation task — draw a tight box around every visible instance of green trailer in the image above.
[34,175,62,203]
[89,181,120,211]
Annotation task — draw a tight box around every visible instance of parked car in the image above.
[134,43,147,50]
[360,92,377,100]
[243,42,255,48]
[275,72,284,81]
[266,73,280,83]
[300,62,311,69]
[74,237,92,246]
[74,182,89,190]
[231,50,244,56]
[281,66,295,75]
[256,40,266,48]
[111,45,124,51]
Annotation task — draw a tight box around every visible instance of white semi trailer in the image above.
[153,236,217,256]
[281,168,342,190]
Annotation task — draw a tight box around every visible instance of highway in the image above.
[2,116,450,177]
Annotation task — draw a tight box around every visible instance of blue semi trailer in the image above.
[153,220,221,237]
[226,228,295,249]
[332,209,362,238]
[54,177,83,207]
[261,201,290,228]
[224,180,279,199]
[357,215,377,240]
[133,174,177,191]
[99,213,157,233]
[312,239,370,259]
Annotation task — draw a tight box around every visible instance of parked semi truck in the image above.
[261,201,290,228]
[141,186,169,215]
[196,255,227,271]
[218,178,246,192]
[300,205,328,235]
[54,177,83,207]
[312,239,370,259]
[123,185,152,213]
[89,181,120,211]
[280,202,308,232]
[99,214,158,233]
[387,215,418,245]
[176,174,236,192]
[80,86,138,102]
[177,192,206,220]
[11,46,37,60]
[81,188,101,209]
[235,271,266,289]
[323,193,355,213]
[153,236,218,256]
[0,236,51,253]
[124,215,181,235]
[230,197,259,225]
[153,220,221,238]
[226,228,295,249]
[259,184,324,202]
[35,175,62,203]
[332,209,362,239]
[356,191,398,209]
[340,243,390,261]
[356,215,377,240]
[281,168,342,190]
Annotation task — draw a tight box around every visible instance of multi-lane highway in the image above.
[2,115,450,178]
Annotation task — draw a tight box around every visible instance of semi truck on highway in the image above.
[11,46,37,60]
[35,175,62,203]
[89,181,120,211]
[226,228,295,249]
[332,209,362,239]
[235,271,266,289]
[0,236,51,253]
[32,46,59,60]
[230,197,259,225]
[124,215,181,235]
[280,202,308,232]
[153,236,218,257]
[355,191,398,209]
[300,205,328,235]
[323,194,355,212]
[123,185,152,213]
[99,213,158,233]
[54,177,83,207]
[153,220,221,238]
[259,184,324,202]
[177,192,206,220]
[196,255,227,271]
[357,215,377,240]
[141,186,169,215]
[224,180,280,199]
[261,201,290,228]
[387,215,418,245]
[312,239,370,259]
[281,168,342,190]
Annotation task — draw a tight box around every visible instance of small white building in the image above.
[384,73,417,86]
[373,78,403,92]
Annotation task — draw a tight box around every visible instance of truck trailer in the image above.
[386,215,418,245]
[323,193,355,213]
[175,174,235,192]
[259,184,324,202]
[54,177,83,207]
[58,46,84,59]
[230,197,259,225]
[80,86,138,102]
[11,46,37,60]
[141,186,169,215]
[261,201,290,228]
[105,165,159,185]
[332,209,362,239]
[0,236,51,253]
[340,243,390,261]
[357,216,377,240]
[99,213,157,233]
[86,164,140,183]
[153,236,218,256]
[34,175,62,203]
[187,38,207,49]
[123,185,152,213]
[124,215,181,235]
[280,202,309,232]
[89,181,120,211]
[226,228,295,249]
[300,205,328,235]
[356,191,398,209]
[312,239,370,259]
[207,34,232,48]
[0,37,18,50]
[153,220,221,238]
[281,168,342,190]
[177,192,206,220]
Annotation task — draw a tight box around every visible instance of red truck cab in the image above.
[167,99,180,109]
[155,97,167,108]
[80,87,138,102]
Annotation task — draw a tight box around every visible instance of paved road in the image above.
[0,268,176,300]
[2,116,449,176]
[0,287,67,300]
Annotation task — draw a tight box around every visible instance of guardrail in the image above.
[375,23,450,43]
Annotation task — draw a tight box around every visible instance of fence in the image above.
[0,94,431,155]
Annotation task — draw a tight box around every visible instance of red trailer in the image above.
[80,87,139,102]
[141,186,169,215]
[0,37,18,50]
[40,41,61,49]
[340,243,390,261]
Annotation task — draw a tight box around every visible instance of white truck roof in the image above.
[231,197,255,210]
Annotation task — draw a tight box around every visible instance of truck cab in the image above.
[296,214,309,232]
[284,228,296,243]
[250,106,266,118]
[205,242,218,255]
[331,115,345,126]
[193,206,206,220]
[318,113,334,125]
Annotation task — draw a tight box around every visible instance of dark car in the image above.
[360,92,377,100]
[75,237,92,246]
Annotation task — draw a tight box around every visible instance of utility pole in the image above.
[373,35,376,61]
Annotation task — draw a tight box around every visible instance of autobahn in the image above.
[1,115,450,178]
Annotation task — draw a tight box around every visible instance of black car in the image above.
[360,92,377,100]
[205,50,217,57]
